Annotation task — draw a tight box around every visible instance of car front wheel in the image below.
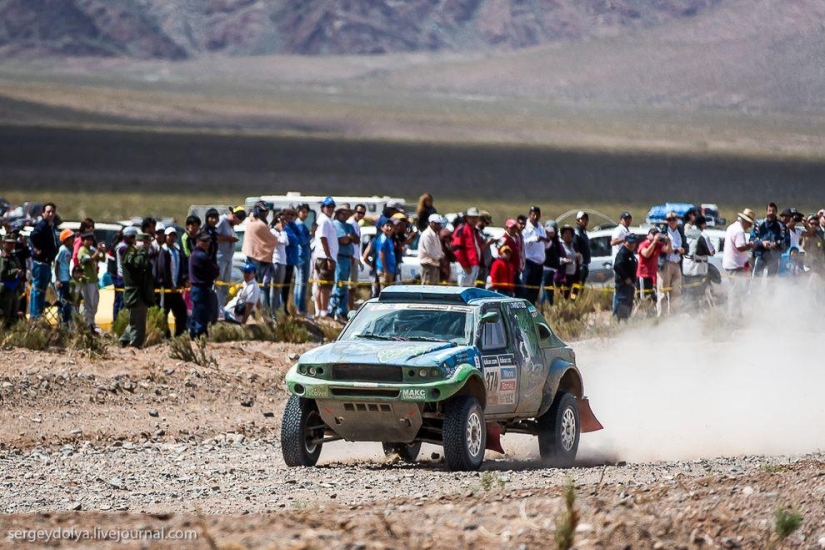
[382,442,422,463]
[537,391,580,467]
[280,395,325,467]
[443,396,486,471]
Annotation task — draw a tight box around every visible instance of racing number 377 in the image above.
[485,370,499,394]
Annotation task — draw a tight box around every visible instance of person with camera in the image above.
[637,227,667,313]
[752,203,788,277]
[613,234,639,321]
[660,211,687,314]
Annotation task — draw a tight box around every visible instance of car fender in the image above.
[537,359,583,418]
[448,363,487,407]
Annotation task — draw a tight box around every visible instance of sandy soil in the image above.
[1,341,824,549]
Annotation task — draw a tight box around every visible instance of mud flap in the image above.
[485,423,505,454]
[577,397,604,433]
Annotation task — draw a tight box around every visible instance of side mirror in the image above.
[480,311,500,324]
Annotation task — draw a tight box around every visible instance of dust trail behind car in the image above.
[577,280,825,463]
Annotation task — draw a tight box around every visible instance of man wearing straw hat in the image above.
[723,208,757,316]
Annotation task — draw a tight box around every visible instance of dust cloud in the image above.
[577,279,825,463]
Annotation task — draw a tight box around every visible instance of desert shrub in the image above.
[541,288,614,341]
[1,320,55,351]
[67,313,108,358]
[168,335,217,367]
[112,309,129,337]
[208,322,249,343]
[144,306,168,347]
[555,479,579,550]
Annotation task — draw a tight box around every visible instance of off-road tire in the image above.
[382,442,422,463]
[280,395,324,467]
[537,391,580,467]
[442,396,486,471]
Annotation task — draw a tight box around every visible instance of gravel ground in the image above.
[1,341,824,549]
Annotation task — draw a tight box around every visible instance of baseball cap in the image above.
[625,233,639,244]
[648,227,660,234]
[386,200,404,209]
[136,232,152,240]
[576,211,588,220]
[505,219,518,229]
[232,206,247,221]
[241,262,257,274]
[164,227,177,236]
[465,207,480,217]
[620,211,632,219]
[196,231,211,242]
[123,227,138,238]
[391,212,407,220]
[428,213,443,224]
[80,231,94,240]
[59,228,75,242]
[321,196,336,207]
[665,211,679,221]
[529,205,541,213]
[155,222,166,232]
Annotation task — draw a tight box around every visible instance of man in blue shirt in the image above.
[329,204,358,322]
[375,219,397,290]
[281,206,300,316]
[292,203,312,316]
[752,202,789,277]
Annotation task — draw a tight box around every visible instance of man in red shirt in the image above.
[501,219,522,285]
[490,245,515,296]
[452,208,483,287]
[636,227,667,311]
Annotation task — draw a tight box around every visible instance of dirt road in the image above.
[1,341,824,549]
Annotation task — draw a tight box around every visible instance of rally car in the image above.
[280,286,602,471]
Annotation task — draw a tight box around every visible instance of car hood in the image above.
[299,339,477,368]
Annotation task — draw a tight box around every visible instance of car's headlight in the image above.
[418,369,428,378]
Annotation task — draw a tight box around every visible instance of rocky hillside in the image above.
[0,0,722,59]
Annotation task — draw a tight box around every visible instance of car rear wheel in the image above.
[537,391,580,467]
[382,442,422,463]
[443,396,486,471]
[280,395,324,467]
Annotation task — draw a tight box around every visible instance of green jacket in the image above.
[0,253,22,293]
[122,246,155,307]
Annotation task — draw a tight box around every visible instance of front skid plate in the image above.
[315,399,423,443]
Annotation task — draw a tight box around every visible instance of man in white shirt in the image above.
[418,214,444,285]
[313,197,339,317]
[660,211,686,314]
[522,206,548,305]
[723,208,756,317]
[610,211,633,260]
[225,263,261,324]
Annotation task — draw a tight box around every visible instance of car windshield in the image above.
[340,303,474,345]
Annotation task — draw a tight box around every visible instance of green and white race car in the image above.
[281,286,602,471]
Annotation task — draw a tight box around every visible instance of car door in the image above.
[506,301,546,416]
[477,304,519,415]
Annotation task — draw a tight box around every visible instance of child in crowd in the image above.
[54,229,75,324]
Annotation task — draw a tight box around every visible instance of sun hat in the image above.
[479,210,492,223]
[335,202,351,213]
[164,227,177,236]
[122,227,138,238]
[738,208,756,224]
[465,207,480,217]
[59,228,75,242]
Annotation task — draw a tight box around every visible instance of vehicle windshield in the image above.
[340,303,474,345]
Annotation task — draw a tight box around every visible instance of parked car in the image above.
[280,286,602,471]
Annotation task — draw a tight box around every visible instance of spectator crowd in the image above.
[1,197,824,345]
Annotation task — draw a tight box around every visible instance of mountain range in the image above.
[0,0,722,59]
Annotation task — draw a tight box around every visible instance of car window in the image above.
[480,308,508,351]
[339,303,473,345]
[508,302,540,366]
[590,236,611,257]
